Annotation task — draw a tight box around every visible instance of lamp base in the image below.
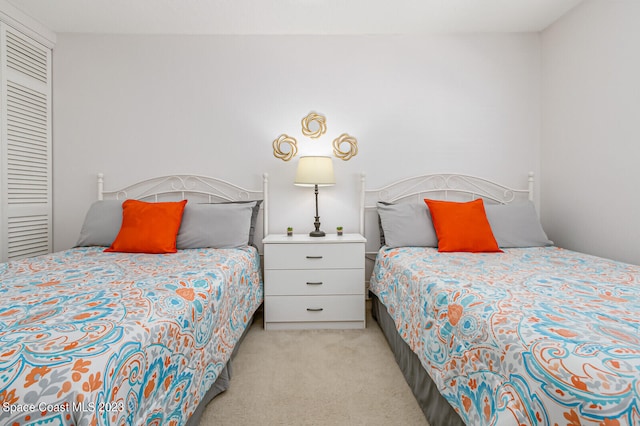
[309,186,325,237]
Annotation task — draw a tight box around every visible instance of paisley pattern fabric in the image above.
[370,246,640,426]
[0,246,263,426]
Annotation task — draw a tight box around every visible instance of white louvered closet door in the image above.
[0,23,52,262]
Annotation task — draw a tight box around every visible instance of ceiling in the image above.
[7,0,584,35]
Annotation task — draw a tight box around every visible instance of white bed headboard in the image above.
[97,173,270,249]
[360,172,534,255]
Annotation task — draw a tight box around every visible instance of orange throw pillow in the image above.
[105,199,187,254]
[424,198,502,253]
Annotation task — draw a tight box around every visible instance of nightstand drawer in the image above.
[264,269,364,296]
[265,295,364,323]
[264,243,364,269]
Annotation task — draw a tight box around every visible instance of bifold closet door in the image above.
[0,23,52,262]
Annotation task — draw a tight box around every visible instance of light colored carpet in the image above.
[200,305,429,426]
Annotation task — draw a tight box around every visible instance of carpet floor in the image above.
[200,305,429,426]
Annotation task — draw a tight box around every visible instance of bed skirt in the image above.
[371,295,464,426]
[185,310,257,426]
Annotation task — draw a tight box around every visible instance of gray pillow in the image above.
[75,200,123,247]
[485,201,553,248]
[377,201,438,248]
[207,200,262,246]
[232,200,262,246]
[177,202,255,249]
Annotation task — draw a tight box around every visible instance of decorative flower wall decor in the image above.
[272,134,298,162]
[272,111,359,162]
[332,133,358,161]
[300,112,327,138]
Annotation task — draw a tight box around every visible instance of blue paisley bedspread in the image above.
[0,246,263,426]
[370,246,640,426]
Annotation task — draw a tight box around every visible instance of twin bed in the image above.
[2,172,639,425]
[362,173,640,425]
[0,174,267,426]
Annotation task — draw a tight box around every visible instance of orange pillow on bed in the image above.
[424,198,502,253]
[105,199,187,254]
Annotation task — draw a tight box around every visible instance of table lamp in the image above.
[294,156,335,237]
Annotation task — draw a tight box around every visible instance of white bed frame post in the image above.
[97,173,104,201]
[263,172,269,237]
[359,172,366,236]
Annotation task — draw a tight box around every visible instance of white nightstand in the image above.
[262,233,366,330]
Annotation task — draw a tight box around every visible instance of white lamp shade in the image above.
[294,156,336,187]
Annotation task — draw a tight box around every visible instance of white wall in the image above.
[53,34,541,250]
[541,0,640,265]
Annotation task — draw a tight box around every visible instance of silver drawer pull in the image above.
[306,255,323,259]
[306,281,323,285]
[306,308,324,312]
